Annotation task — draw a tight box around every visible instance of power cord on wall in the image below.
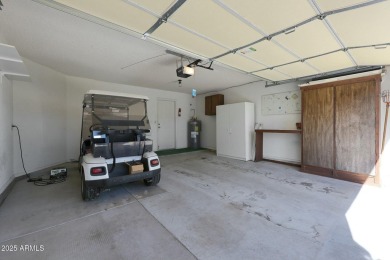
[12,125,67,186]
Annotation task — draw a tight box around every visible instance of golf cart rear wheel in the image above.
[144,173,160,186]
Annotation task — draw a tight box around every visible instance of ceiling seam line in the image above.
[249,41,390,74]
[123,0,228,59]
[143,0,187,36]
[125,0,270,62]
[325,0,386,16]
[212,0,268,36]
[31,0,219,73]
[214,0,309,63]
[146,36,216,63]
[31,0,144,39]
[309,0,358,67]
[322,18,358,66]
[252,67,294,81]
[211,15,318,60]
[167,20,231,54]
[252,48,342,73]
[348,42,390,49]
[269,40,302,60]
[120,54,168,70]
[122,0,160,18]
[234,53,269,68]
[210,0,386,61]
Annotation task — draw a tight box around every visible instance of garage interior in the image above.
[0,0,390,259]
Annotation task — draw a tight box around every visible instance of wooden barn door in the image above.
[301,74,380,184]
[335,78,379,182]
[302,86,334,176]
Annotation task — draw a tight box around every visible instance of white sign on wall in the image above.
[261,90,301,115]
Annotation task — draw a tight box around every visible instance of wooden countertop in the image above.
[255,129,301,134]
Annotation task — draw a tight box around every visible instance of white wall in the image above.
[12,59,67,177]
[0,75,14,194]
[65,76,194,161]
[197,81,301,163]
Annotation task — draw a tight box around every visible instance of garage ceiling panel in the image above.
[221,0,317,34]
[307,51,355,72]
[54,0,156,34]
[253,69,290,81]
[276,62,318,78]
[243,41,297,67]
[217,54,266,72]
[170,0,261,49]
[125,0,176,15]
[326,1,390,46]
[349,47,390,66]
[153,23,227,58]
[275,20,342,58]
[315,0,370,12]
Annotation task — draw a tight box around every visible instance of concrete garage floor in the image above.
[0,150,389,260]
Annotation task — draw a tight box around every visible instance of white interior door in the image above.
[157,99,175,150]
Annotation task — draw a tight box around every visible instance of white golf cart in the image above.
[79,90,161,200]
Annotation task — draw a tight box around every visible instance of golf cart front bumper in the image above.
[85,168,161,188]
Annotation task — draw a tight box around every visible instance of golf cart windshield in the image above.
[82,91,151,140]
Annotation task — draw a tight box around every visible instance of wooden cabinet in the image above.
[205,94,224,115]
[216,102,254,161]
[301,75,380,184]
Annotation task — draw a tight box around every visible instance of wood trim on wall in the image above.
[301,165,333,177]
[334,170,373,184]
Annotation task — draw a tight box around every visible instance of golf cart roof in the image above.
[86,90,149,101]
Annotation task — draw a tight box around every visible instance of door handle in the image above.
[158,123,161,128]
